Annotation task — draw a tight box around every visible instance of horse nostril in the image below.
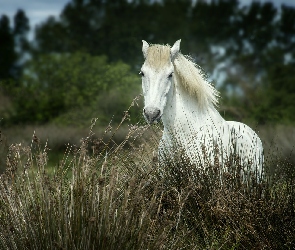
[155,109,160,117]
[143,107,161,123]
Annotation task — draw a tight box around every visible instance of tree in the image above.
[9,52,141,125]
[34,0,193,67]
[0,15,17,81]
[6,0,295,125]
[253,63,295,124]
[0,10,30,82]
[13,10,30,78]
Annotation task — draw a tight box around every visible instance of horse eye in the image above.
[139,71,145,77]
[168,72,173,78]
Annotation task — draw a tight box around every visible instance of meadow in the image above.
[1,1,295,248]
[0,112,294,250]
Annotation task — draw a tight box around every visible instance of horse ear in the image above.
[171,39,181,59]
[142,40,149,59]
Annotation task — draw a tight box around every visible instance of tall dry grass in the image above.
[0,107,295,249]
[0,123,133,173]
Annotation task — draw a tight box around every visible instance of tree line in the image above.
[0,0,295,125]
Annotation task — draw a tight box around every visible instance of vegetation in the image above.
[0,1,294,248]
[0,0,295,126]
[0,116,294,249]
[5,52,141,125]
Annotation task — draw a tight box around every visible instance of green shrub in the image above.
[6,52,141,125]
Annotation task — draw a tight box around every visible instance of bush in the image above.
[5,52,141,125]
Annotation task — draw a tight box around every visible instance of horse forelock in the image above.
[173,54,219,108]
[145,45,171,69]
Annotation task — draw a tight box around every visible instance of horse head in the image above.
[140,40,181,124]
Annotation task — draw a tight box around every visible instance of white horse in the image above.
[140,39,263,179]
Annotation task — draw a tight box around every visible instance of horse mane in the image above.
[173,53,219,109]
[145,44,219,109]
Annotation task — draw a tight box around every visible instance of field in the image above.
[0,119,295,249]
[1,0,295,248]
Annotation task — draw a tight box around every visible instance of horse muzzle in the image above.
[143,107,161,124]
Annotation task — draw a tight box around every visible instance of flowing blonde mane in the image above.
[173,53,219,108]
[145,44,219,108]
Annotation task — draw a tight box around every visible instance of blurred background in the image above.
[0,0,295,169]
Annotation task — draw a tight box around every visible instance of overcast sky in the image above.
[1,0,295,40]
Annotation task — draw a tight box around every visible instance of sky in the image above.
[0,0,70,39]
[1,0,295,40]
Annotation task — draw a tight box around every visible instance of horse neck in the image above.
[161,77,224,133]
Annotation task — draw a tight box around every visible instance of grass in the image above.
[0,122,133,173]
[0,111,295,249]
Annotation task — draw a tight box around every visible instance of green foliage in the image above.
[7,52,141,125]
[221,61,295,124]
[32,0,295,125]
[1,0,295,125]
[0,15,17,80]
[254,64,295,124]
[0,10,30,81]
